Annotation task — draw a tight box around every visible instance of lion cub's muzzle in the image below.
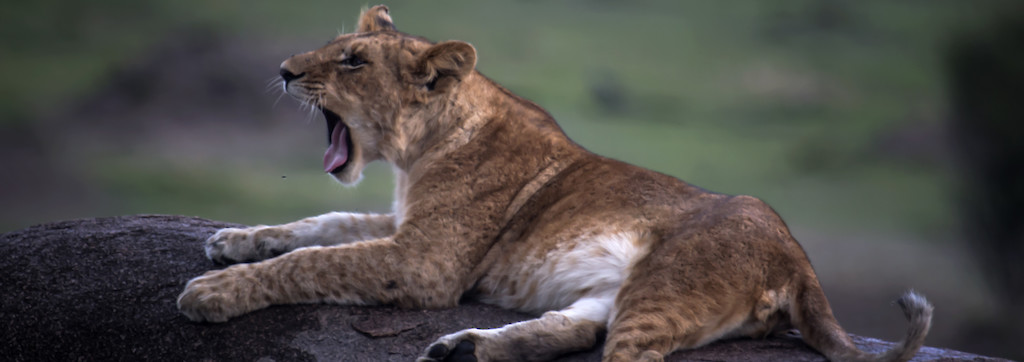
[278,58,309,97]
[279,66,305,95]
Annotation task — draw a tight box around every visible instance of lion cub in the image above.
[178,5,932,362]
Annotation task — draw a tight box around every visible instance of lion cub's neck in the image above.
[392,72,570,172]
[389,71,584,230]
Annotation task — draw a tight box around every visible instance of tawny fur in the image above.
[177,5,933,362]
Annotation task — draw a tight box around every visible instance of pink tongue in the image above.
[323,125,349,173]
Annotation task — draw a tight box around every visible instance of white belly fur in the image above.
[480,231,651,316]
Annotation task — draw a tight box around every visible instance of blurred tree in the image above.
[948,7,1024,359]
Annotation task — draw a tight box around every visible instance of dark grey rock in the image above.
[0,215,1005,361]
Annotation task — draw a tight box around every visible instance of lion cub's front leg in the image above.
[179,235,465,323]
[205,212,395,264]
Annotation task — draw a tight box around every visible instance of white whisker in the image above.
[271,91,287,110]
[303,96,319,125]
[264,76,282,93]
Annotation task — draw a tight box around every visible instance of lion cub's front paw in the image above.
[205,226,294,264]
[177,266,265,323]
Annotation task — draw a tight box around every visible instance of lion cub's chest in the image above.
[474,231,650,315]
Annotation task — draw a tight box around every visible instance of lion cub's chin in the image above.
[329,163,365,186]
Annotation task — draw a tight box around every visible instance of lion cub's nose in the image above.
[279,68,304,82]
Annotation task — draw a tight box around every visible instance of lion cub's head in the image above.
[280,5,477,184]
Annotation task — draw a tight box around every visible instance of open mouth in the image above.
[321,108,352,174]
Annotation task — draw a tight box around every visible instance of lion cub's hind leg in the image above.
[205,212,395,264]
[417,297,611,362]
[601,233,794,362]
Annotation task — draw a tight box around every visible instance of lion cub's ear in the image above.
[413,41,477,92]
[357,4,396,33]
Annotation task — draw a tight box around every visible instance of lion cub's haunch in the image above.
[177,5,932,362]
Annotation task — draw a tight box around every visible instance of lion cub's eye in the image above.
[338,55,367,69]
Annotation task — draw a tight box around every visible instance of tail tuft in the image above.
[896,290,933,322]
[884,290,933,362]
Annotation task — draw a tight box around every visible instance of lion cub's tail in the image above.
[791,284,933,362]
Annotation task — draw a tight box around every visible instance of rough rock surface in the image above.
[0,215,1005,361]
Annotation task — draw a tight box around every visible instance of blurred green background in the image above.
[2,0,1020,359]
